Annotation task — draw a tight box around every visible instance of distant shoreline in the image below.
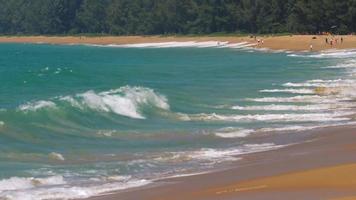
[1,35,356,52]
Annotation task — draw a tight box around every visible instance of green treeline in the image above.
[0,0,355,35]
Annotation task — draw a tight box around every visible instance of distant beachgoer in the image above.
[257,39,261,45]
[325,38,328,44]
[330,40,333,46]
[310,44,313,51]
[341,37,344,43]
[261,40,264,45]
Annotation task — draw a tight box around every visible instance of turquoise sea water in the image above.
[0,43,355,199]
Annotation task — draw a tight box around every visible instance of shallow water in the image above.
[0,43,355,199]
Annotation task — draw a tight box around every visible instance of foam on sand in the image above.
[0,175,150,200]
[155,143,285,164]
[0,176,66,191]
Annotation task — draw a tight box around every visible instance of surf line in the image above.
[215,185,268,195]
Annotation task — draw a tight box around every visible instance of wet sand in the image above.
[84,126,356,200]
[0,35,356,51]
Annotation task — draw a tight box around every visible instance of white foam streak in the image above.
[18,101,56,112]
[260,88,315,94]
[180,112,352,123]
[283,80,356,88]
[214,121,356,139]
[232,103,354,111]
[214,127,254,138]
[288,49,356,58]
[324,59,356,69]
[245,95,348,103]
[156,143,284,164]
[0,176,65,191]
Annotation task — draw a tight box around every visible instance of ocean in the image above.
[0,42,355,199]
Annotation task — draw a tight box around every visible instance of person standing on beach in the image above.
[325,38,328,44]
[310,44,313,51]
[341,37,344,43]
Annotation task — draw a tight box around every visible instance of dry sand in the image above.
[85,126,356,200]
[0,35,356,51]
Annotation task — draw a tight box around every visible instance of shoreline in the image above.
[84,125,356,200]
[1,35,356,51]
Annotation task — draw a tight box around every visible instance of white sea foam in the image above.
[49,152,65,161]
[97,130,116,137]
[214,127,254,138]
[0,176,150,200]
[0,176,66,191]
[214,121,356,139]
[61,86,169,119]
[0,121,4,126]
[283,79,356,88]
[156,143,284,164]
[288,49,356,58]
[231,103,354,111]
[86,41,257,49]
[324,59,356,69]
[18,100,56,112]
[179,112,352,123]
[245,95,349,103]
[260,88,315,94]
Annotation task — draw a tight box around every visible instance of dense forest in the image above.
[0,0,355,35]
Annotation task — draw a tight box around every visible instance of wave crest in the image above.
[63,86,169,119]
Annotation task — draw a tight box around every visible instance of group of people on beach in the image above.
[325,36,344,46]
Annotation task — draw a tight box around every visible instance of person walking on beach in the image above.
[310,44,313,51]
[341,37,344,43]
[325,38,328,44]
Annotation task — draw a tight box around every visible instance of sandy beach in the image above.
[0,35,356,51]
[1,35,355,200]
[83,125,356,200]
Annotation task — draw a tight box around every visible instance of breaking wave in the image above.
[16,86,169,119]
[18,101,56,112]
